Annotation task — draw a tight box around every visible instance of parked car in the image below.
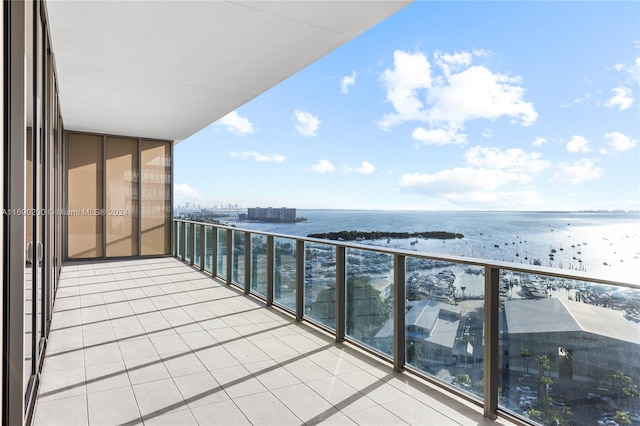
[627,412,640,422]
[587,392,602,400]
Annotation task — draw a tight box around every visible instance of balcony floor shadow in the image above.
[33,257,514,425]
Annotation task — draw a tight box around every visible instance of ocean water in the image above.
[229,210,640,283]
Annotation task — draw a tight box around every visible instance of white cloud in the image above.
[605,87,634,110]
[411,127,466,145]
[443,190,545,207]
[229,151,285,163]
[174,183,204,205]
[481,128,493,138]
[551,159,603,185]
[399,167,531,193]
[561,91,592,107]
[294,110,320,137]
[434,50,472,77]
[378,49,538,137]
[472,49,494,58]
[345,161,375,175]
[464,146,551,174]
[378,50,432,129]
[426,66,538,127]
[532,137,548,147]
[310,159,335,173]
[218,111,254,135]
[605,131,638,152]
[341,71,356,94]
[398,167,544,208]
[566,135,591,153]
[614,56,640,85]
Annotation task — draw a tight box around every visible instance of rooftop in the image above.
[33,257,508,425]
[504,298,640,344]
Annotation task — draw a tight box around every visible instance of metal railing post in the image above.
[393,254,406,372]
[180,221,186,262]
[295,239,305,322]
[244,231,251,294]
[199,224,205,271]
[226,229,232,285]
[211,226,218,277]
[266,235,274,306]
[484,266,500,420]
[189,222,195,265]
[335,246,346,342]
[172,220,177,256]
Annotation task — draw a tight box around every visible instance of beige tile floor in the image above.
[32,257,511,425]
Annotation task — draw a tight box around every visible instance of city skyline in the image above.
[175,1,639,211]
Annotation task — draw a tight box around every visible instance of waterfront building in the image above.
[503,298,640,384]
[248,207,297,222]
[375,300,462,366]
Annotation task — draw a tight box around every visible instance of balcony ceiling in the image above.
[46,1,411,142]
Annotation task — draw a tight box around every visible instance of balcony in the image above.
[32,220,639,425]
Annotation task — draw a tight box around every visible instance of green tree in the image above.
[311,276,387,340]
[547,406,573,426]
[346,276,387,340]
[610,370,638,407]
[407,341,422,365]
[310,285,336,328]
[454,373,471,387]
[536,355,553,416]
[614,411,632,426]
[521,349,532,374]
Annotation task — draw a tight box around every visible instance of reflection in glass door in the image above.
[24,0,47,411]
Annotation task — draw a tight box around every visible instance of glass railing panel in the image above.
[204,226,212,272]
[250,234,268,298]
[274,237,296,312]
[405,256,485,400]
[498,274,639,425]
[194,224,201,266]
[185,223,192,262]
[305,242,336,331]
[345,248,394,357]
[216,228,227,280]
[176,221,183,258]
[232,230,245,286]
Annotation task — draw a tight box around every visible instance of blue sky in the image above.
[175,1,640,211]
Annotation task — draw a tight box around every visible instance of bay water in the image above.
[228,210,639,283]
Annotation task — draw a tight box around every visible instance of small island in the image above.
[307,230,464,241]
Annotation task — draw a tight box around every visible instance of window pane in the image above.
[204,226,212,272]
[498,274,634,425]
[405,257,484,401]
[306,242,336,330]
[232,230,245,286]
[185,223,192,262]
[194,224,201,266]
[67,133,103,258]
[105,137,138,257]
[274,237,296,312]
[141,140,171,255]
[250,234,267,298]
[346,248,393,357]
[217,228,227,279]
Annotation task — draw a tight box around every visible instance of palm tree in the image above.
[521,349,532,374]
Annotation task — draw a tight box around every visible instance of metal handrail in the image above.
[172,218,639,423]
